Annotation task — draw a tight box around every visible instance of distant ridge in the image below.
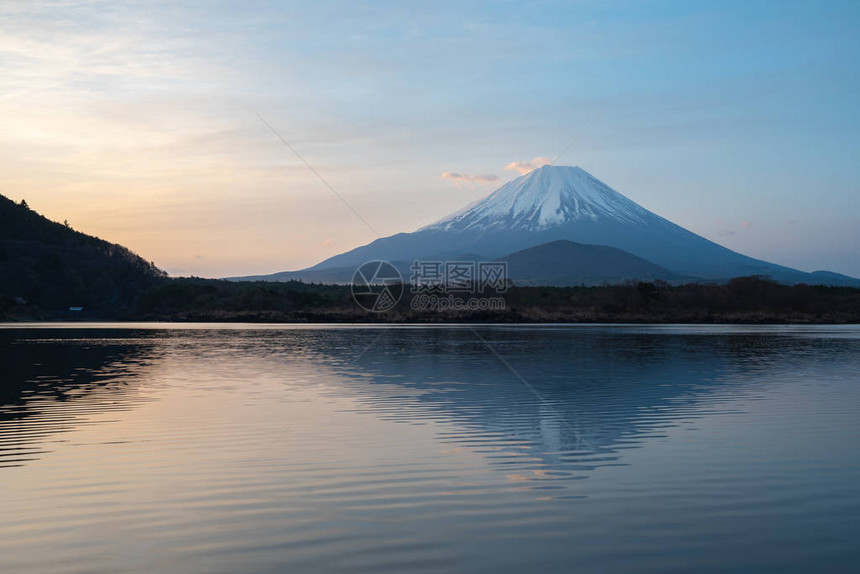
[227,239,681,287]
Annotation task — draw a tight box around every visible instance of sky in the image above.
[1,0,858,277]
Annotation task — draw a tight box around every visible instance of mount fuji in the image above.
[234,166,858,286]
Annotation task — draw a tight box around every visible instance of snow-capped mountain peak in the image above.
[231,164,860,285]
[423,165,653,232]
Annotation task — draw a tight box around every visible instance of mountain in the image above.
[500,240,679,285]
[231,166,859,286]
[0,195,167,315]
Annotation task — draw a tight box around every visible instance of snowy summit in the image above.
[424,165,652,231]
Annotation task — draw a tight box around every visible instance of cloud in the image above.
[440,172,499,188]
[504,157,553,175]
[322,238,336,247]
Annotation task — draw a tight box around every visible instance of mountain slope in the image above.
[283,165,855,285]
[0,195,167,314]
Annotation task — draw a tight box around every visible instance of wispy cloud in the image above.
[718,220,752,236]
[504,157,552,175]
[440,172,499,188]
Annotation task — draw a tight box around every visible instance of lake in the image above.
[1,323,859,573]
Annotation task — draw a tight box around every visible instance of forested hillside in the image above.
[0,195,167,317]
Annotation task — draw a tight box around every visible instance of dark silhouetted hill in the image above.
[499,240,680,285]
[0,195,167,318]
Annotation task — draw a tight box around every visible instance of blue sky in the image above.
[1,0,858,276]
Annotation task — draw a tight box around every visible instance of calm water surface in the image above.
[1,324,859,573]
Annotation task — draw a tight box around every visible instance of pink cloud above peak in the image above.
[504,157,553,175]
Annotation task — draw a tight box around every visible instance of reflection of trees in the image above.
[0,329,159,467]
